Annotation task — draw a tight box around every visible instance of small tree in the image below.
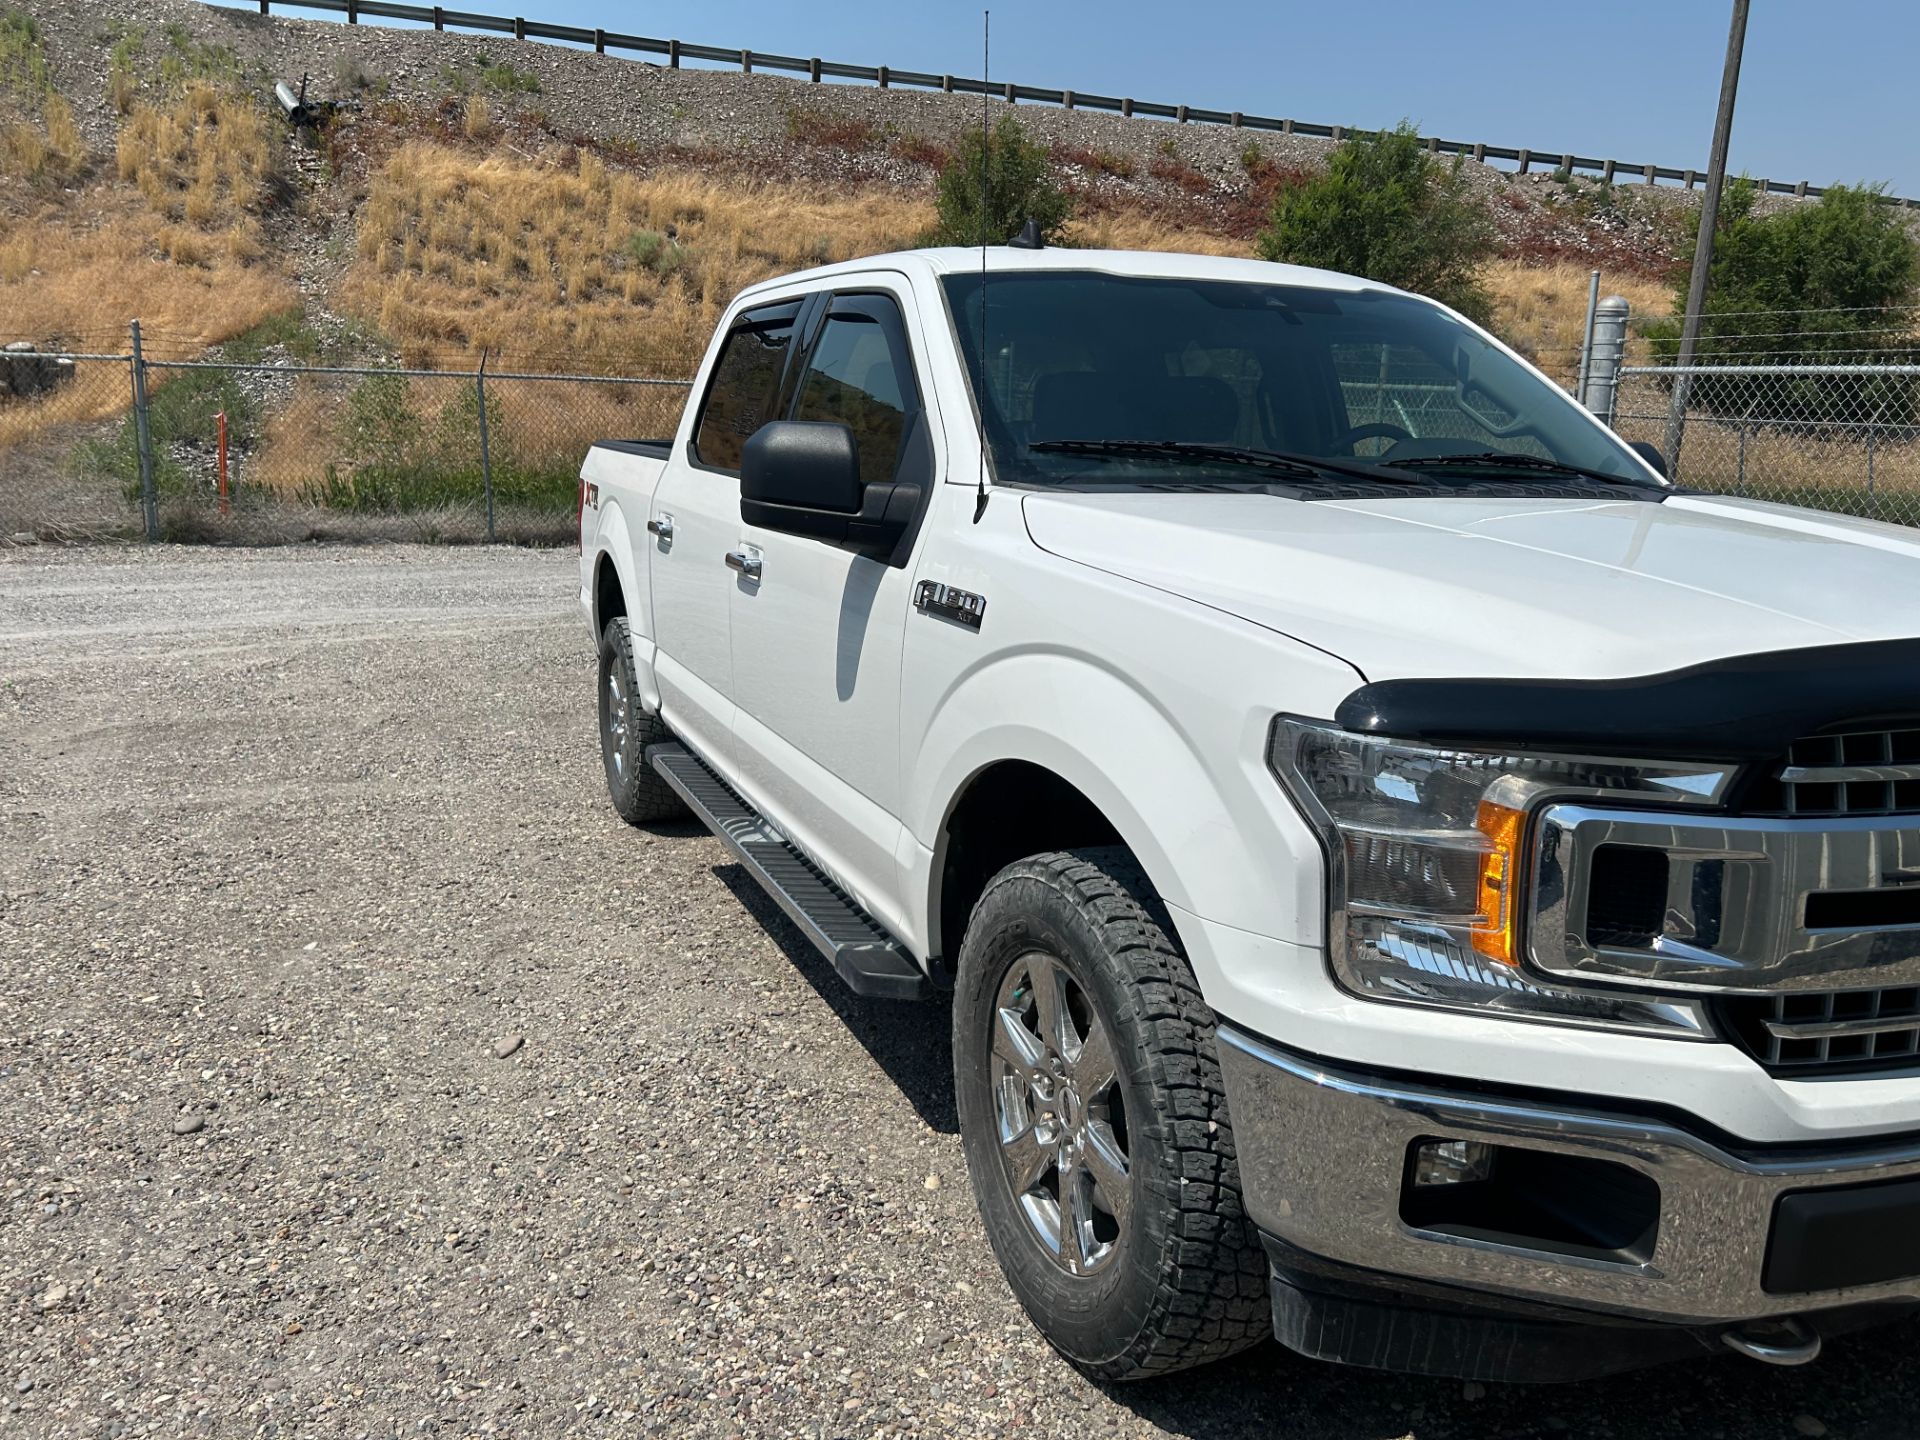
[1646,180,1918,424]
[930,113,1071,247]
[1255,122,1495,325]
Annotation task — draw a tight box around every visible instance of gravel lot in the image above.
[3,543,1918,1439]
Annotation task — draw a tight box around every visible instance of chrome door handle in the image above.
[646,514,674,541]
[724,546,762,582]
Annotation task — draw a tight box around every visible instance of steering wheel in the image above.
[1333,422,1412,453]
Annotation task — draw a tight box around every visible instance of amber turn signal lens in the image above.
[1470,800,1526,965]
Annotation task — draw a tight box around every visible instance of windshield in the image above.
[941,271,1659,491]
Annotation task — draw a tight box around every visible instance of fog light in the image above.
[1412,1138,1496,1188]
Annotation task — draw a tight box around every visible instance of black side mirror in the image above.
[1627,439,1669,479]
[739,415,930,567]
[742,420,864,516]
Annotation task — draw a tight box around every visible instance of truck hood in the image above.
[1021,489,1920,681]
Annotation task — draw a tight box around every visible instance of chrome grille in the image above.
[1721,988,1920,1074]
[1773,728,1920,817]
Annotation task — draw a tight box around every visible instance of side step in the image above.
[648,743,931,1001]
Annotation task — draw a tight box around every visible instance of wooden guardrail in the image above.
[233,0,1915,208]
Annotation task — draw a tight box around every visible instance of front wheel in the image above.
[952,848,1269,1380]
[598,617,686,824]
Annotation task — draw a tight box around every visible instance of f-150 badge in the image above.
[914,580,986,630]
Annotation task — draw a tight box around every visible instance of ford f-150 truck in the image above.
[578,245,1920,1383]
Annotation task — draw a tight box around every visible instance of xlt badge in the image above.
[914,580,986,630]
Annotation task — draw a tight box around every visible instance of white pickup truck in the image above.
[578,245,1920,1383]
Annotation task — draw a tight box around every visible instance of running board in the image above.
[648,743,930,1001]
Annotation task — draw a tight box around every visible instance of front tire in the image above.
[598,617,686,824]
[952,847,1269,1381]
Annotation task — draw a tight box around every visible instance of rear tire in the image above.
[952,847,1269,1381]
[599,617,686,825]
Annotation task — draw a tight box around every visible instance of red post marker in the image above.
[216,410,229,516]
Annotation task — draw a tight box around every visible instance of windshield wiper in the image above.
[1028,439,1417,485]
[1379,452,1661,488]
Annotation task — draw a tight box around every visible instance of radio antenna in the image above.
[972,8,990,523]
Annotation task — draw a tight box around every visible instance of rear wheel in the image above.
[598,617,685,824]
[952,847,1269,1380]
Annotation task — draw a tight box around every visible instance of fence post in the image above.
[1582,296,1629,422]
[475,350,495,544]
[129,320,158,541]
[1737,422,1747,495]
[1574,268,1601,405]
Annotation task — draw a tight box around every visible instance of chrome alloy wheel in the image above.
[604,663,631,779]
[991,951,1133,1276]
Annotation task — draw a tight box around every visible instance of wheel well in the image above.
[934,761,1123,969]
[594,552,626,635]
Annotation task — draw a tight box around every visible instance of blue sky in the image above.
[236,0,1916,195]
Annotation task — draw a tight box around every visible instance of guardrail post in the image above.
[593,28,604,53]
[1683,168,1698,188]
[669,39,680,68]
[1229,110,1240,126]
[259,0,268,13]
[740,49,752,73]
[1795,179,1808,198]
[940,74,953,92]
[1426,135,1439,153]
[1472,142,1485,162]
[1643,162,1656,184]
[1582,296,1629,422]
[1602,159,1616,183]
[809,57,821,82]
[878,65,890,89]
[1002,81,1015,103]
[346,0,357,23]
[513,16,524,40]
[129,320,158,541]
[1064,89,1076,110]
[475,350,495,544]
[1515,147,1531,174]
[1282,118,1294,135]
[1120,97,1133,117]
[432,6,443,29]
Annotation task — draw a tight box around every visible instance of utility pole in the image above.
[1664,0,1751,471]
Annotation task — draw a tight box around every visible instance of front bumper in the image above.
[1219,1026,1920,1326]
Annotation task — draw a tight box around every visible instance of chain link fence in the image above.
[0,330,691,543]
[10,310,1920,540]
[1611,364,1920,524]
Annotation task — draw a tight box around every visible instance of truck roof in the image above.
[733,246,1393,304]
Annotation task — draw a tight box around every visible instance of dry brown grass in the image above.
[0,92,84,183]
[1482,259,1672,383]
[0,198,297,447]
[343,144,933,372]
[115,84,279,254]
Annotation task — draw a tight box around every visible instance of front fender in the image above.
[908,648,1331,949]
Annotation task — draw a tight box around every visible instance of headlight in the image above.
[1268,717,1733,1036]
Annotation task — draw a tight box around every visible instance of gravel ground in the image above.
[3,543,1919,1439]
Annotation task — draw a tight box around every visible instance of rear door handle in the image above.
[646,514,674,542]
[725,546,762,582]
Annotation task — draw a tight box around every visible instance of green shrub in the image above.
[1254,121,1495,325]
[624,229,684,275]
[1643,181,1918,425]
[929,114,1071,247]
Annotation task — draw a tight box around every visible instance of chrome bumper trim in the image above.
[1217,1026,1920,1324]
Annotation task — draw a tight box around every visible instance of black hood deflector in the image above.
[1336,637,1920,760]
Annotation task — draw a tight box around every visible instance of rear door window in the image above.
[692,300,803,472]
[789,294,921,488]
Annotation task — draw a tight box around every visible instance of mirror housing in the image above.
[1627,439,1670,479]
[742,420,864,515]
[739,417,928,566]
